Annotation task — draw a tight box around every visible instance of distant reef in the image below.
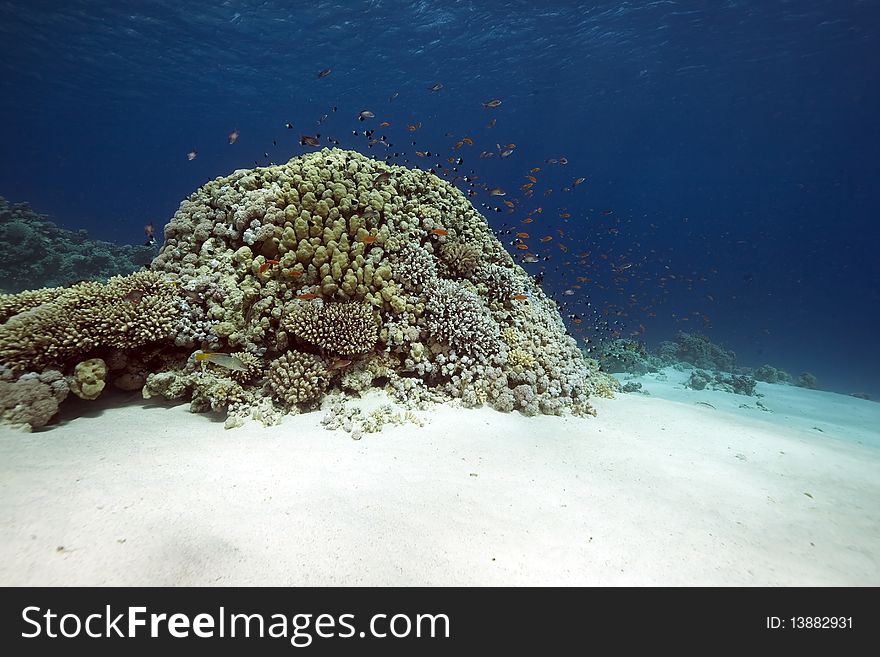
[594,331,820,395]
[0,196,154,293]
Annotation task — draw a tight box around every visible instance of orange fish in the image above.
[407,122,422,132]
[462,136,474,145]
[503,200,515,208]
[521,218,533,224]
[530,167,541,173]
[487,118,496,128]
[511,294,528,301]
[285,270,303,277]
[540,236,552,243]
[515,244,529,250]
[516,232,529,238]
[430,228,448,236]
[560,212,570,219]
[296,293,319,300]
[526,175,537,183]
[258,259,280,273]
[415,151,426,157]
[379,121,391,127]
[360,235,378,244]
[558,243,568,253]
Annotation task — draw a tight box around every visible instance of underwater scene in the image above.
[0,1,877,586]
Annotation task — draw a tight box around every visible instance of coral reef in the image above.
[0,196,154,293]
[0,368,69,431]
[594,339,660,375]
[68,358,108,400]
[795,372,818,390]
[658,331,736,371]
[753,364,793,385]
[0,270,181,374]
[686,369,756,396]
[1,149,605,429]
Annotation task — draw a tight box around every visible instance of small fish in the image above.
[429,82,443,92]
[407,122,422,132]
[482,98,502,108]
[430,228,448,236]
[521,217,533,224]
[186,149,197,161]
[359,235,378,244]
[373,171,392,186]
[295,293,319,300]
[558,157,568,165]
[328,358,353,371]
[530,167,541,173]
[521,254,540,263]
[299,134,321,147]
[318,114,328,124]
[511,294,528,301]
[317,68,332,78]
[503,200,515,208]
[540,236,553,243]
[358,110,375,121]
[488,187,506,196]
[515,244,529,250]
[379,121,391,128]
[500,149,514,158]
[123,290,144,305]
[193,351,248,372]
[487,118,496,128]
[285,270,303,277]
[389,92,399,102]
[143,222,155,246]
[563,289,575,296]
[257,259,280,274]
[461,137,474,145]
[573,177,585,186]
[516,232,529,238]
[227,129,239,144]
[559,212,571,219]
[526,175,538,183]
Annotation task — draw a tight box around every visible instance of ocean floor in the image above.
[1,367,878,586]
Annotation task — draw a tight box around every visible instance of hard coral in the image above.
[0,271,180,374]
[282,300,379,355]
[267,351,330,407]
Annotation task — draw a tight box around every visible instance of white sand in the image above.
[1,368,878,586]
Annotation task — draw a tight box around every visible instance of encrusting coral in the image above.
[0,148,611,429]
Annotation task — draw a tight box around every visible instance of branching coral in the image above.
[282,300,379,355]
[425,279,499,359]
[267,351,330,407]
[0,271,180,374]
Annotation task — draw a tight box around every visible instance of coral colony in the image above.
[0,149,616,431]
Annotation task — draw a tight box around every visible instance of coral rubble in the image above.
[0,149,609,429]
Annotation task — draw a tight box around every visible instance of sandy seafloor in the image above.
[1,367,877,586]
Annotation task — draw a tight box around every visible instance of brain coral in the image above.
[2,148,605,428]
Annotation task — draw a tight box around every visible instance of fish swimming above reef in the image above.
[429,82,443,92]
[299,134,321,147]
[192,351,248,372]
[186,149,197,161]
[317,68,332,78]
[358,110,375,121]
[482,98,502,108]
[227,129,239,144]
[143,222,155,246]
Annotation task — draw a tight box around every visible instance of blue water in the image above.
[1,0,877,397]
